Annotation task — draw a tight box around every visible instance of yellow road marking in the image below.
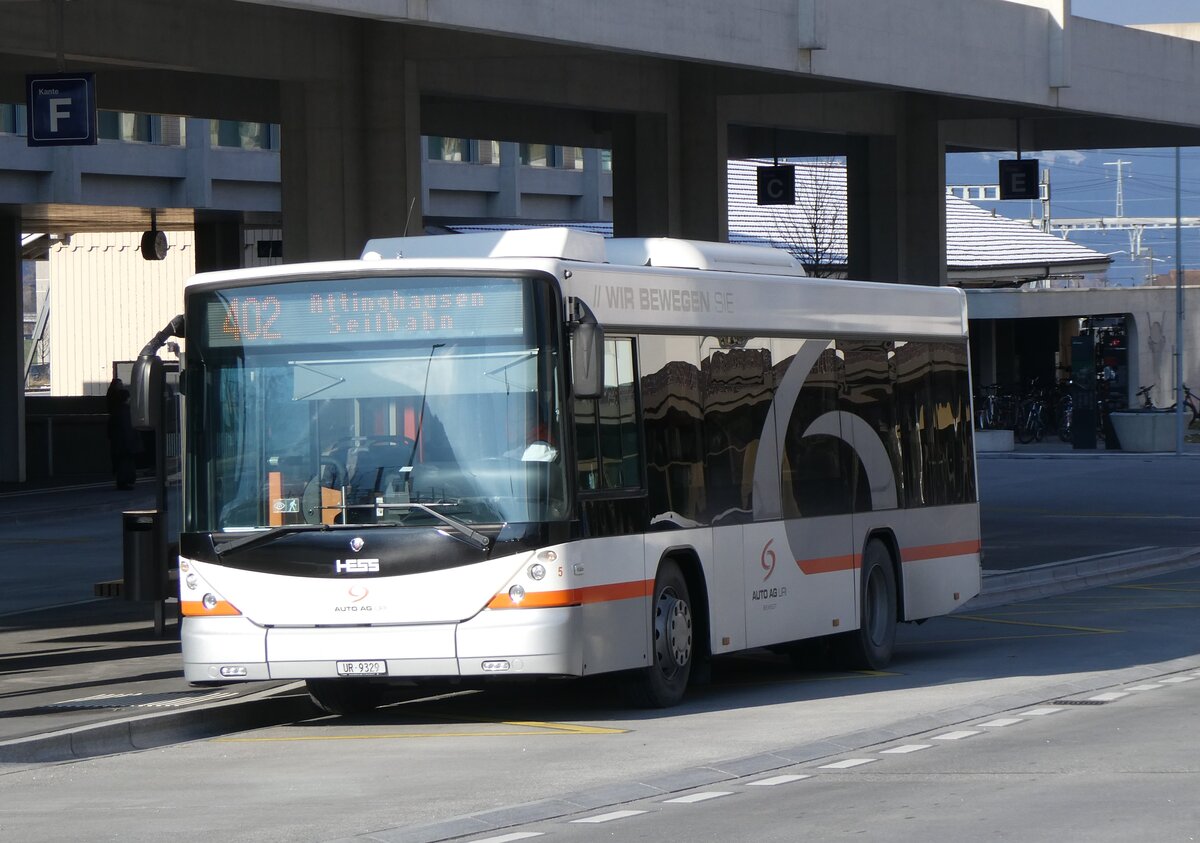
[907,631,1109,646]
[951,614,1122,635]
[214,719,627,743]
[986,507,1200,520]
[1114,584,1200,594]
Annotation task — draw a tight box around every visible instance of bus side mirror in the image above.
[131,354,164,430]
[571,319,604,399]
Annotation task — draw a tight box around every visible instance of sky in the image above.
[1072,0,1200,24]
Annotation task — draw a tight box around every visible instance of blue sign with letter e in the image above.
[26,73,97,147]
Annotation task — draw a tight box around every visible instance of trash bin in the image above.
[122,509,165,602]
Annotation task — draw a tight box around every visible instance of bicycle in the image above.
[1140,383,1200,427]
[1015,391,1047,444]
[1056,392,1073,442]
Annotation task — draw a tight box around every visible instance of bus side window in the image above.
[575,338,642,492]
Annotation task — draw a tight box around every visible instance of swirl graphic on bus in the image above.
[761,539,777,581]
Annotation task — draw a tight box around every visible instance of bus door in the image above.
[746,339,857,648]
[839,340,902,631]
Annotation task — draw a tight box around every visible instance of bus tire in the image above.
[839,539,897,670]
[627,560,693,708]
[306,679,385,716]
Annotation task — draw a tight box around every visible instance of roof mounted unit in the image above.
[362,228,606,263]
[605,237,806,276]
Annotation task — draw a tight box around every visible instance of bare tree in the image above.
[768,160,846,278]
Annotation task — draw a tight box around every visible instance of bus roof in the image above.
[186,229,967,340]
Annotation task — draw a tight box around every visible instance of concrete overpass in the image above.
[4,0,1200,480]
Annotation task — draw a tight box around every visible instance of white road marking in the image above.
[1088,692,1130,702]
[664,792,734,804]
[570,810,647,824]
[934,730,983,741]
[976,718,1024,728]
[819,758,877,769]
[1125,684,1162,691]
[880,744,934,754]
[1160,676,1196,684]
[471,834,545,843]
[1021,707,1063,716]
[746,774,813,786]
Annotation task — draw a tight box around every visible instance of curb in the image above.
[0,683,317,765]
[965,545,1200,610]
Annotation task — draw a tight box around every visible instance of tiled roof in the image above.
[726,159,1108,278]
[452,159,1110,284]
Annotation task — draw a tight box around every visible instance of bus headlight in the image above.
[528,563,546,581]
[202,593,219,611]
[508,585,526,604]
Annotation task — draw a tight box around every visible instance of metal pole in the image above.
[1176,147,1185,456]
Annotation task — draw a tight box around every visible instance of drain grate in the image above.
[43,691,238,711]
[1051,699,1108,706]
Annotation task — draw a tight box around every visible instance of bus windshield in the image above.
[184,274,567,533]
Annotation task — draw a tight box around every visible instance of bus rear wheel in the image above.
[306,678,385,716]
[627,560,693,708]
[838,539,897,670]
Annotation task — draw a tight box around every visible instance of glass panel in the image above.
[186,275,566,531]
[520,143,549,167]
[840,340,899,511]
[702,344,774,525]
[210,119,272,149]
[780,344,856,517]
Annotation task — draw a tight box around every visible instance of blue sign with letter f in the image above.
[26,73,97,147]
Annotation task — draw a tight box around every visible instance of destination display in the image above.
[200,276,527,348]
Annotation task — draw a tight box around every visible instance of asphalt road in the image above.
[1,568,1197,842]
[977,455,1200,570]
[495,669,1200,843]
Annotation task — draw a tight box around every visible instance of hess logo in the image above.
[335,558,380,574]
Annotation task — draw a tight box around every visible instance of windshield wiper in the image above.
[375,501,495,550]
[214,523,340,555]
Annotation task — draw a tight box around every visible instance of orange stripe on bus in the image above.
[181,600,241,616]
[487,579,653,610]
[796,538,979,575]
[796,553,860,575]
[902,539,981,562]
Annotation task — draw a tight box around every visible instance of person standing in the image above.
[106,376,138,490]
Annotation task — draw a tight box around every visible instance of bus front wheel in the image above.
[627,560,693,708]
[839,540,898,670]
[306,679,385,716]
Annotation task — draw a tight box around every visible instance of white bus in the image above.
[165,228,979,713]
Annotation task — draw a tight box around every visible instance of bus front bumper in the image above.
[182,606,584,683]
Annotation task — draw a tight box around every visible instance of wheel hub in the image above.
[654,589,692,676]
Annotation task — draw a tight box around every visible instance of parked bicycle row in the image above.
[974,379,1123,444]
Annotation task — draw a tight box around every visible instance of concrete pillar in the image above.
[492,141,522,219]
[846,136,898,282]
[281,22,421,261]
[847,97,946,285]
[578,147,605,220]
[676,69,726,242]
[896,95,946,286]
[194,216,244,273]
[612,112,674,238]
[0,214,24,482]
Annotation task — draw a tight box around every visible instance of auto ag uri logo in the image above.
[348,585,369,603]
[761,539,776,581]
